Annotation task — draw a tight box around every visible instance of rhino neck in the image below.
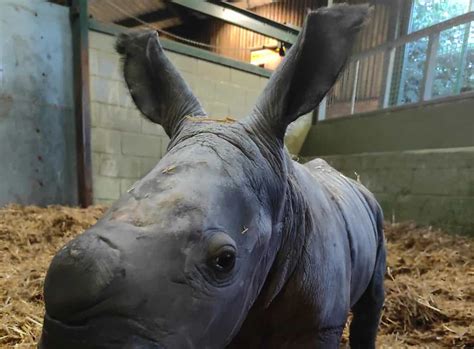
[227,157,313,348]
[244,124,312,301]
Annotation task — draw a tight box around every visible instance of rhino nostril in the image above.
[44,233,121,321]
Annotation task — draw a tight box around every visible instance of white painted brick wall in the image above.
[91,128,121,154]
[121,133,164,157]
[89,31,269,204]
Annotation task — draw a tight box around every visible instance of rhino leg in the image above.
[349,243,386,349]
[313,326,345,349]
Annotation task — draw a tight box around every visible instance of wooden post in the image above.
[71,0,93,207]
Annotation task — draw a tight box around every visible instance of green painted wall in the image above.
[300,96,474,235]
[300,95,474,156]
[303,148,474,235]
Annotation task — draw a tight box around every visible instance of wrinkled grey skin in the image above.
[40,5,385,349]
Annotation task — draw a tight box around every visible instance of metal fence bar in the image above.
[421,33,440,101]
[308,8,472,120]
[455,21,472,93]
[378,0,402,108]
[318,96,327,121]
[351,60,360,114]
[381,47,396,108]
[351,11,474,63]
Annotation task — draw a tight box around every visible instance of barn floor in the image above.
[0,205,472,348]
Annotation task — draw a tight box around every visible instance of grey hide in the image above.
[40,5,386,349]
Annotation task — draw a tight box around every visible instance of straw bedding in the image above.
[0,205,472,348]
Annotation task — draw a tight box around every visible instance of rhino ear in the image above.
[247,5,370,140]
[116,31,207,138]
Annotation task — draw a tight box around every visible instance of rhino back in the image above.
[295,158,380,307]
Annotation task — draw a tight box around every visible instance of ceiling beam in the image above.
[231,0,280,9]
[115,8,176,27]
[135,17,183,29]
[89,0,167,23]
[169,0,299,43]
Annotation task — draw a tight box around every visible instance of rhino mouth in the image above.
[39,313,164,349]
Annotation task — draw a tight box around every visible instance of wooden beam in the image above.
[115,8,175,27]
[231,0,280,9]
[135,17,183,29]
[170,0,298,44]
[88,19,273,78]
[70,0,93,207]
[89,0,166,23]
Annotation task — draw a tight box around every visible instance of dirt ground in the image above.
[0,205,472,348]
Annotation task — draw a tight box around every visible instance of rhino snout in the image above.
[44,232,121,322]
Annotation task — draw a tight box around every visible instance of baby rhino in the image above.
[40,4,385,349]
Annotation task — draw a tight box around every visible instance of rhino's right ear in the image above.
[116,31,207,138]
[246,4,370,141]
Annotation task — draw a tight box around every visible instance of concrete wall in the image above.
[0,0,77,206]
[89,31,269,204]
[300,96,474,235]
[316,148,474,235]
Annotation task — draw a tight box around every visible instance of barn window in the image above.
[397,0,473,104]
[409,0,471,33]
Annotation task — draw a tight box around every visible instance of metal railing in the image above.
[319,11,474,120]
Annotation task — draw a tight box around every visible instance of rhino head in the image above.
[40,5,369,348]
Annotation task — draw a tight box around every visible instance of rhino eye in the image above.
[211,249,236,273]
[206,233,237,276]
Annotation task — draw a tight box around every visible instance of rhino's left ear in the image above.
[116,31,207,138]
[246,4,370,140]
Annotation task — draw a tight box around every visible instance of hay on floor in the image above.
[0,205,106,348]
[0,205,472,348]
